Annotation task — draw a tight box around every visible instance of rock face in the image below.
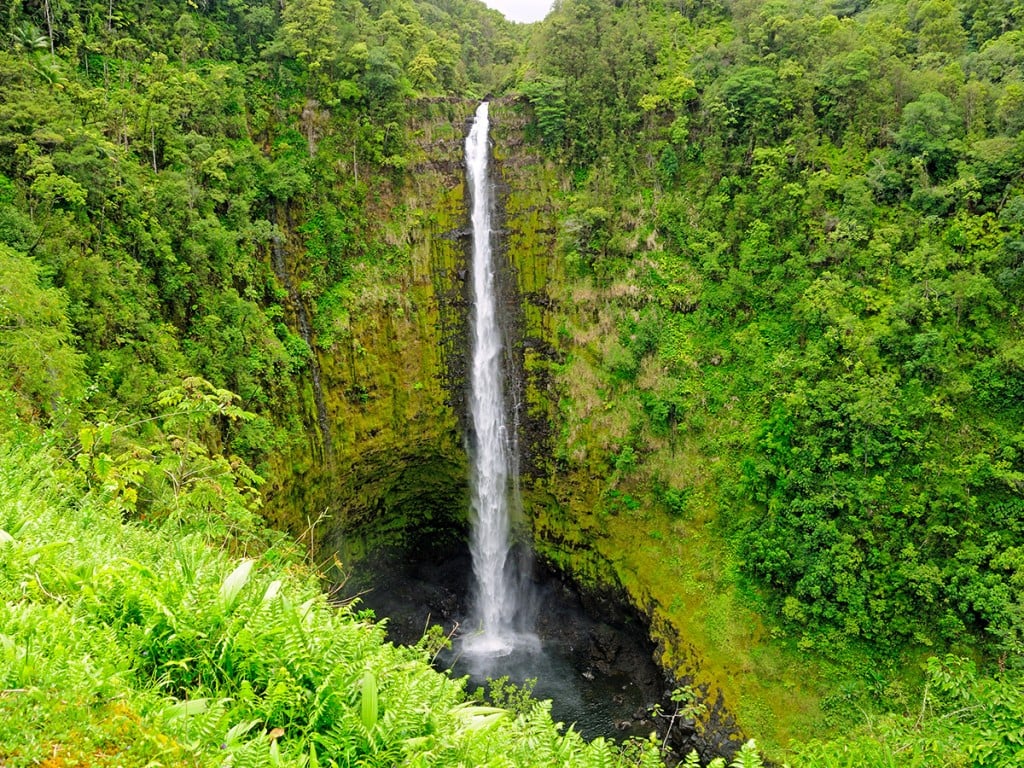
[260,96,562,573]
[262,99,478,560]
[262,96,746,759]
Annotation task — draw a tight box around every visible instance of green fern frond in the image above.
[310,663,359,732]
[313,724,362,763]
[730,740,764,768]
[161,696,229,750]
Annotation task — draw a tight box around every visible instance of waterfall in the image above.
[464,102,531,656]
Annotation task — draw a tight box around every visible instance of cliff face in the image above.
[259,97,772,751]
[259,97,566,560]
[262,99,477,561]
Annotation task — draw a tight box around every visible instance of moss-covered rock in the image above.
[261,99,478,558]
[261,95,825,757]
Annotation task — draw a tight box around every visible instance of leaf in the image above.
[450,703,509,732]
[223,718,259,747]
[78,427,94,454]
[162,697,210,722]
[218,559,254,613]
[263,579,282,602]
[360,668,378,731]
[299,597,317,627]
[0,529,13,545]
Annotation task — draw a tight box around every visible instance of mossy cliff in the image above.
[487,100,755,752]
[261,99,479,561]
[261,96,820,755]
[488,98,828,753]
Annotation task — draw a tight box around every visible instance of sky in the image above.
[481,0,553,23]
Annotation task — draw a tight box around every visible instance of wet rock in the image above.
[588,623,623,673]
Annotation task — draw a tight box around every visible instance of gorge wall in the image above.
[261,99,476,562]
[260,97,755,753]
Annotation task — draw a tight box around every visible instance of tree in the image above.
[0,244,84,420]
[708,65,790,150]
[280,0,341,90]
[897,91,963,180]
[520,76,568,148]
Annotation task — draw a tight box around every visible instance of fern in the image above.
[730,740,764,768]
[161,696,230,750]
[309,663,354,733]
[313,722,363,765]
[0,429,671,768]
[223,737,275,768]
[261,666,309,729]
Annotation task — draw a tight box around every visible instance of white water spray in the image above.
[463,102,531,657]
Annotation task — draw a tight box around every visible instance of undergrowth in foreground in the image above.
[1,396,1022,768]
[0,417,666,768]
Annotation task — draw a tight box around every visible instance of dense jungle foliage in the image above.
[522,0,1024,658]
[514,0,1024,760]
[1,0,1023,764]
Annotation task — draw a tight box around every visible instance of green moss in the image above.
[263,100,477,561]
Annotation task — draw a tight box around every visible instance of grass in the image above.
[600,495,834,755]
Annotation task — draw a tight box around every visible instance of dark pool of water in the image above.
[442,634,655,740]
[336,540,664,741]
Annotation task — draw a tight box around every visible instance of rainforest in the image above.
[1,0,1023,764]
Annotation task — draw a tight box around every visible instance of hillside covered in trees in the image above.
[1,0,1023,765]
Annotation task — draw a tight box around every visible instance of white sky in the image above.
[481,0,554,23]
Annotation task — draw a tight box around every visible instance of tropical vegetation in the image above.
[1,0,1023,764]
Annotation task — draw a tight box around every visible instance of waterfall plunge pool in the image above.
[336,537,665,742]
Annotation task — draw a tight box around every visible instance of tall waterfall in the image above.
[464,102,529,656]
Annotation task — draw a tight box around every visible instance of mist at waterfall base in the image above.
[442,566,660,742]
[337,542,663,741]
